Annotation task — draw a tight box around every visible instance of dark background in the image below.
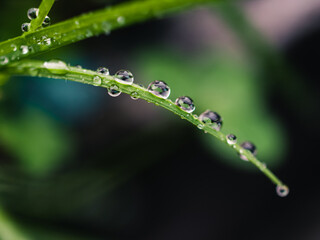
[0,0,319,239]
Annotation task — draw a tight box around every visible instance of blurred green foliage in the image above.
[0,107,72,175]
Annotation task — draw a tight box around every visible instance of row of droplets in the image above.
[56,64,290,197]
[21,8,51,32]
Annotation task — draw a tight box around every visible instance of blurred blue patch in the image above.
[22,77,105,123]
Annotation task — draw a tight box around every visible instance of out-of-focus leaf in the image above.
[0,107,72,175]
[135,49,287,170]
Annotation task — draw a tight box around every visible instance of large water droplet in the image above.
[199,110,222,131]
[175,96,195,113]
[21,23,30,32]
[276,185,289,197]
[239,141,257,161]
[97,67,109,75]
[43,60,68,74]
[93,76,102,86]
[42,16,51,27]
[108,85,121,97]
[147,80,170,99]
[226,134,237,145]
[115,70,134,85]
[27,8,39,20]
[0,56,9,65]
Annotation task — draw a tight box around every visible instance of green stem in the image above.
[3,59,287,188]
[29,0,55,32]
[0,0,216,67]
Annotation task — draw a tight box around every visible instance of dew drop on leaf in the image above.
[21,23,30,32]
[130,92,139,100]
[199,110,222,131]
[239,141,257,161]
[0,56,9,65]
[108,85,121,97]
[276,185,289,197]
[226,134,237,145]
[43,60,68,74]
[97,67,109,75]
[147,80,170,99]
[115,70,134,85]
[20,45,29,55]
[42,16,51,27]
[93,76,102,86]
[27,8,39,20]
[175,96,195,113]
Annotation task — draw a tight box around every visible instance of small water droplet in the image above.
[21,23,30,32]
[197,124,204,129]
[117,16,126,25]
[276,185,289,197]
[74,20,80,28]
[93,76,102,86]
[115,69,134,85]
[20,45,29,54]
[0,56,9,65]
[226,134,237,145]
[27,8,39,20]
[239,141,257,161]
[175,96,195,113]
[101,21,112,35]
[108,85,121,97]
[41,36,51,45]
[42,16,51,27]
[199,110,222,131]
[75,65,82,69]
[10,44,17,51]
[97,67,109,75]
[130,92,139,100]
[147,80,170,99]
[43,60,68,74]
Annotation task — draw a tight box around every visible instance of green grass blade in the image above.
[3,59,288,194]
[0,0,215,68]
[29,0,55,31]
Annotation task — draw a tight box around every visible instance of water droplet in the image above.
[10,44,17,51]
[97,67,109,75]
[117,16,126,25]
[74,20,80,28]
[108,85,121,97]
[20,45,29,55]
[42,16,51,27]
[75,65,82,69]
[197,124,204,129]
[175,96,195,113]
[239,141,257,161]
[115,70,134,85]
[147,80,170,99]
[27,8,39,20]
[226,134,237,145]
[21,23,30,32]
[41,36,51,45]
[93,76,102,86]
[130,92,139,100]
[276,185,289,197]
[0,56,9,65]
[101,21,112,35]
[43,60,68,74]
[199,110,222,131]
